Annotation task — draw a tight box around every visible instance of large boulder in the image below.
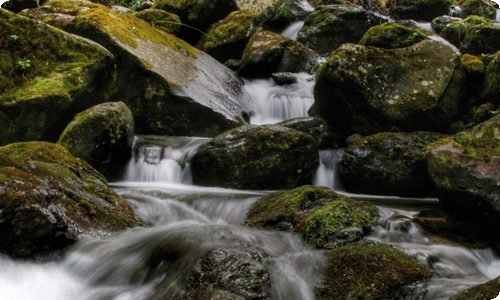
[426,115,500,236]
[28,0,250,137]
[245,185,379,248]
[339,131,444,197]
[0,8,114,145]
[191,125,319,190]
[315,240,433,299]
[0,142,139,258]
[57,102,134,178]
[312,24,466,138]
[238,29,322,78]
[296,4,389,56]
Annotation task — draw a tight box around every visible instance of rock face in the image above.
[339,132,444,197]
[57,102,134,178]
[245,185,379,248]
[315,240,433,299]
[426,114,500,234]
[0,8,114,145]
[297,4,389,56]
[312,26,466,138]
[0,142,139,258]
[191,125,319,190]
[25,0,250,137]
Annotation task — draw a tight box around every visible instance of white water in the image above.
[281,21,304,40]
[497,9,500,23]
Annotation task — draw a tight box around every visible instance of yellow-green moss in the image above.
[360,22,429,49]
[203,10,256,50]
[460,53,484,74]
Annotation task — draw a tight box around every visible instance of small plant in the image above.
[17,59,31,71]
[10,35,19,42]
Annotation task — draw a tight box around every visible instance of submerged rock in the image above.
[191,125,319,190]
[57,102,134,178]
[315,240,433,299]
[245,185,379,248]
[0,142,139,258]
[339,131,444,197]
[0,8,114,145]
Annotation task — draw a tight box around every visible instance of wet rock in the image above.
[315,240,433,299]
[31,0,249,137]
[338,131,444,197]
[191,125,319,190]
[0,142,139,258]
[387,0,453,21]
[245,185,379,248]
[296,4,390,56]
[57,102,134,179]
[312,29,466,138]
[426,114,500,248]
[359,22,428,49]
[430,15,462,33]
[0,8,114,145]
[449,276,500,300]
[238,29,322,78]
[277,116,342,149]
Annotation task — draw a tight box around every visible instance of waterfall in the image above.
[281,21,304,40]
[496,8,500,23]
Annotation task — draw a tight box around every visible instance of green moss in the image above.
[460,53,484,74]
[359,23,429,49]
[316,240,433,300]
[203,10,255,50]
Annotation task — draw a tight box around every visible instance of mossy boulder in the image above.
[198,10,257,63]
[430,15,462,33]
[57,102,134,178]
[339,131,444,197]
[132,8,182,35]
[387,0,453,21]
[0,142,139,258]
[296,4,389,56]
[0,8,114,145]
[315,240,433,299]
[33,0,249,137]
[482,51,500,104]
[461,0,498,19]
[426,114,500,245]
[439,16,500,55]
[191,125,319,190]
[245,185,379,248]
[449,276,500,300]
[359,22,429,49]
[238,29,322,78]
[312,37,466,138]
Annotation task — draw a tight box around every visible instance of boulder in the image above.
[238,29,322,78]
[312,26,466,138]
[461,0,498,19]
[28,0,250,137]
[339,131,444,197]
[0,142,139,258]
[315,240,433,299]
[191,125,319,190]
[387,0,453,21]
[430,15,462,33]
[296,4,390,56]
[277,116,342,149]
[57,102,134,178]
[132,8,181,35]
[0,8,114,145]
[426,115,500,236]
[245,185,379,248]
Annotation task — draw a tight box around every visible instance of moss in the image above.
[460,53,484,74]
[452,123,500,161]
[132,9,181,35]
[203,10,256,50]
[449,276,500,300]
[359,23,429,49]
[316,240,433,300]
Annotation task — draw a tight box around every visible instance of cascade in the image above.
[497,8,500,23]
[281,21,304,40]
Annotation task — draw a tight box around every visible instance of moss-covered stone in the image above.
[461,0,497,19]
[0,8,114,144]
[245,185,378,248]
[359,22,429,49]
[315,240,433,299]
[449,276,500,300]
[133,8,182,35]
[0,141,139,258]
[460,53,485,76]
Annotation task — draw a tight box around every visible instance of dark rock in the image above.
[387,0,453,21]
[277,116,342,149]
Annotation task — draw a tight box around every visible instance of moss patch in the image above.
[359,22,429,49]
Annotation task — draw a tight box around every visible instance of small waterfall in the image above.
[124,135,209,183]
[242,72,315,125]
[281,21,304,40]
[496,8,500,23]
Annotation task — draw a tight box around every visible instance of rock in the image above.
[245,185,379,248]
[430,15,462,33]
[33,0,250,137]
[461,0,498,19]
[359,22,429,49]
[426,115,500,246]
[387,0,453,21]
[312,31,466,138]
[449,276,500,300]
[132,8,181,35]
[198,10,257,64]
[0,142,139,258]
[482,50,500,104]
[277,116,342,149]
[315,240,433,299]
[1,0,46,13]
[339,131,444,197]
[296,4,390,56]
[238,29,322,78]
[0,8,114,145]
[57,102,134,179]
[191,125,319,190]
